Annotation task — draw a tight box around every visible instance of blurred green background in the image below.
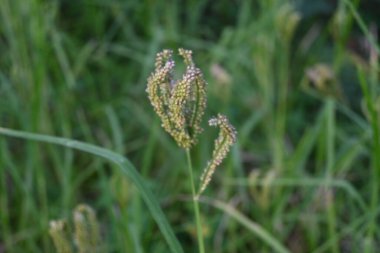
[1,0,380,252]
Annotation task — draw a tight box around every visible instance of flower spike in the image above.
[146,48,207,148]
[197,114,237,197]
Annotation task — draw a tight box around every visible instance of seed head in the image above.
[197,114,237,197]
[178,48,194,66]
[49,220,73,253]
[155,49,173,69]
[74,204,101,253]
[146,49,207,148]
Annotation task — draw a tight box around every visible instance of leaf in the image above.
[199,197,291,253]
[0,127,184,253]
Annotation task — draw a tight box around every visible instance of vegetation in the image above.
[0,0,379,252]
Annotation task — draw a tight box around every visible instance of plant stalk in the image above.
[185,149,205,253]
[325,98,339,253]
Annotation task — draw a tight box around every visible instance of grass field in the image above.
[0,0,380,252]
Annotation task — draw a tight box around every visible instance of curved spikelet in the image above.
[146,48,207,148]
[197,114,237,197]
[155,49,173,69]
[178,48,194,67]
[169,69,195,147]
[146,56,175,134]
[188,66,207,142]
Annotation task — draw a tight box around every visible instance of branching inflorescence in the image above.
[147,48,237,196]
[147,48,207,149]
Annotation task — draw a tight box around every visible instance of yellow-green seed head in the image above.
[155,49,173,69]
[178,48,194,66]
[147,49,207,148]
[197,114,237,197]
[73,204,101,253]
[49,220,74,253]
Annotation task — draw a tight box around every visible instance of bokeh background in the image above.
[1,0,380,252]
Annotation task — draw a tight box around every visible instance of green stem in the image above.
[358,68,380,251]
[325,99,339,253]
[185,149,205,253]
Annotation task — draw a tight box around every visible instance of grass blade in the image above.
[199,197,291,253]
[225,177,366,211]
[0,127,184,253]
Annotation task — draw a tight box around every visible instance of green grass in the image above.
[0,0,379,252]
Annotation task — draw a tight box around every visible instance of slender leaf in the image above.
[0,127,184,253]
[199,197,291,253]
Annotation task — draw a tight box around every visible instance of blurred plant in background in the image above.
[49,204,103,253]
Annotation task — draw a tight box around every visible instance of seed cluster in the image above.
[146,49,207,148]
[147,49,237,197]
[198,114,237,197]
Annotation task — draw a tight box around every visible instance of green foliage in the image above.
[1,0,380,252]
